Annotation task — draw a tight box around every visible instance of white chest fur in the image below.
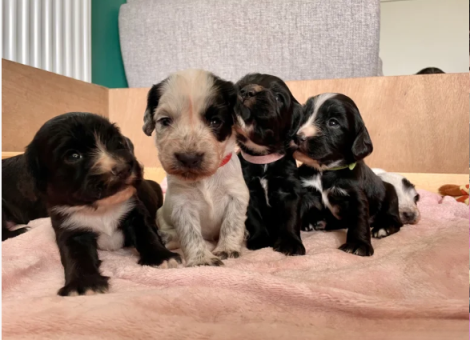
[301,174,346,220]
[52,198,135,251]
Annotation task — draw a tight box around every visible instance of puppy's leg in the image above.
[156,208,180,250]
[122,199,181,268]
[244,190,271,250]
[54,227,109,296]
[213,191,248,259]
[328,186,374,256]
[372,182,403,239]
[270,188,306,256]
[171,204,223,267]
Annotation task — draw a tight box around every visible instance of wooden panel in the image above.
[287,73,469,174]
[2,60,109,152]
[108,88,158,167]
[109,74,468,173]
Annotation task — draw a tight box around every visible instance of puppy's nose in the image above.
[401,211,416,224]
[240,85,257,99]
[175,152,204,168]
[296,132,307,143]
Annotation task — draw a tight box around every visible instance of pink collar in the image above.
[240,151,285,164]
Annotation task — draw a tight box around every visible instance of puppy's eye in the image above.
[414,194,420,203]
[209,117,222,128]
[328,119,340,127]
[118,141,127,149]
[158,117,172,127]
[65,151,83,164]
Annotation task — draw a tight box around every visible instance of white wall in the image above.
[380,0,469,76]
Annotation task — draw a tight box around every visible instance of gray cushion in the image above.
[119,0,381,87]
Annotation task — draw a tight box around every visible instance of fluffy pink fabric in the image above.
[2,190,468,339]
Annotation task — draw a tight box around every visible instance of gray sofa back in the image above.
[119,0,381,87]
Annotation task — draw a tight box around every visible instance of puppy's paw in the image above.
[213,250,240,260]
[246,231,271,250]
[301,224,314,232]
[372,226,400,239]
[313,220,327,231]
[186,254,224,267]
[138,250,182,268]
[273,236,306,256]
[58,274,109,296]
[339,241,374,256]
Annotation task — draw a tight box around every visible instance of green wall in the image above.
[91,0,128,88]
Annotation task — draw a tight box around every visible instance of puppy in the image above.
[2,154,48,240]
[293,94,402,256]
[234,73,305,256]
[25,112,181,296]
[143,69,249,267]
[372,169,421,224]
[1,138,160,242]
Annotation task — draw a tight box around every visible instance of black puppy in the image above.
[25,112,181,296]
[2,154,48,240]
[293,93,402,256]
[2,138,161,242]
[234,73,305,256]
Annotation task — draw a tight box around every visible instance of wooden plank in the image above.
[109,74,468,174]
[2,59,109,152]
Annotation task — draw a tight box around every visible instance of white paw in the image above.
[158,258,182,269]
[186,253,224,267]
[372,228,389,239]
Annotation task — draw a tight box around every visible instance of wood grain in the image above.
[2,59,109,152]
[108,74,468,174]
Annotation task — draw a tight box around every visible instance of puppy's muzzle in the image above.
[401,210,420,225]
[174,152,205,169]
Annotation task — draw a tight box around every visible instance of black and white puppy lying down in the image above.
[372,169,421,225]
[234,73,306,256]
[292,94,403,256]
[25,112,181,296]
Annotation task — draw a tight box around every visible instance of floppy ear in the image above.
[289,101,303,137]
[124,136,135,154]
[351,125,373,160]
[143,80,166,136]
[24,142,48,193]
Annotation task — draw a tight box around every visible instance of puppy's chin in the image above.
[293,151,322,169]
[162,162,221,182]
[94,186,136,208]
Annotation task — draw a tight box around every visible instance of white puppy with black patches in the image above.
[143,69,249,267]
[372,169,421,224]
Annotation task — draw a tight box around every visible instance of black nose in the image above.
[240,85,257,99]
[295,132,307,143]
[175,152,204,168]
[402,212,416,222]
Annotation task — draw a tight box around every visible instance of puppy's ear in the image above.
[289,101,304,138]
[124,137,135,154]
[143,80,166,136]
[351,124,373,160]
[24,142,47,193]
[215,77,238,109]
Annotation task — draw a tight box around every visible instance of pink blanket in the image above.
[3,190,468,339]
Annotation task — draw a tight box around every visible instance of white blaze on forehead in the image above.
[155,69,216,121]
[297,93,337,138]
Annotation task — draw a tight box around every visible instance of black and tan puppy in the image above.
[234,73,305,256]
[293,94,402,256]
[25,112,180,296]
